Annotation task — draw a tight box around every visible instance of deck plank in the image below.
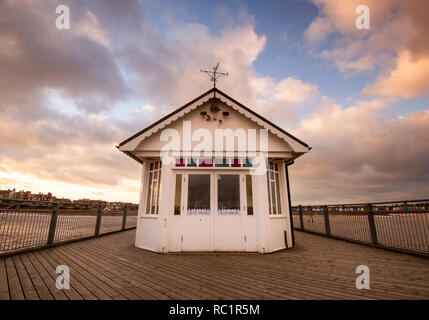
[12,255,39,300]
[75,243,248,299]
[20,255,53,300]
[34,250,83,300]
[63,245,172,299]
[4,257,24,300]
[51,246,132,300]
[42,248,99,300]
[26,252,69,300]
[1,230,428,300]
[0,259,10,300]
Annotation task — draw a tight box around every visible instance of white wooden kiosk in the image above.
[118,88,310,253]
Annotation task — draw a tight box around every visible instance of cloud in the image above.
[273,78,318,105]
[135,105,155,114]
[289,98,429,204]
[305,0,429,99]
[364,50,429,98]
[75,11,109,47]
[304,16,335,43]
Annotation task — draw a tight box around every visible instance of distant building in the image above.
[0,189,14,199]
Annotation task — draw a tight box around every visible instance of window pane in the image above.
[243,158,252,167]
[146,172,153,214]
[275,173,281,214]
[271,181,277,214]
[175,158,185,167]
[246,175,253,215]
[187,158,197,167]
[155,170,162,214]
[218,175,240,210]
[215,158,229,167]
[174,174,182,215]
[199,158,213,167]
[187,174,210,210]
[267,172,272,214]
[151,179,158,214]
[231,158,241,167]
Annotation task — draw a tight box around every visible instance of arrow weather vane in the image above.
[201,63,228,89]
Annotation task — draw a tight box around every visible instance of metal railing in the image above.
[0,199,138,255]
[292,199,429,257]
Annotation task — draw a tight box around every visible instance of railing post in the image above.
[94,204,103,236]
[122,205,127,230]
[323,205,331,235]
[367,203,378,245]
[47,202,59,245]
[298,205,304,230]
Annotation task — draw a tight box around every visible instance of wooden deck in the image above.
[1,230,428,300]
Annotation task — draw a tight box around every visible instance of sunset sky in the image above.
[1,0,428,204]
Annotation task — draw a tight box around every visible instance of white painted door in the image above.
[182,172,214,251]
[214,172,244,251]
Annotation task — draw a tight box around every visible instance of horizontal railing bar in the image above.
[292,198,429,208]
[0,198,138,207]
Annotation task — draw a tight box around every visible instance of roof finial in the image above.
[201,63,228,95]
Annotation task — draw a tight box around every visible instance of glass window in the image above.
[267,172,272,214]
[231,158,241,167]
[267,161,281,215]
[271,181,277,214]
[151,174,158,214]
[275,172,282,214]
[215,158,229,167]
[175,158,185,167]
[174,174,182,215]
[155,171,161,214]
[246,175,253,215]
[218,175,240,211]
[243,158,252,167]
[187,174,211,211]
[199,158,213,167]
[187,158,197,167]
[146,161,162,214]
[146,172,153,214]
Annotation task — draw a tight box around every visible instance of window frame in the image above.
[173,157,253,170]
[146,160,162,215]
[267,161,282,215]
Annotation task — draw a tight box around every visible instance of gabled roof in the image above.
[118,87,310,159]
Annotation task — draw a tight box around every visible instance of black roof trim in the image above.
[118,87,309,149]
